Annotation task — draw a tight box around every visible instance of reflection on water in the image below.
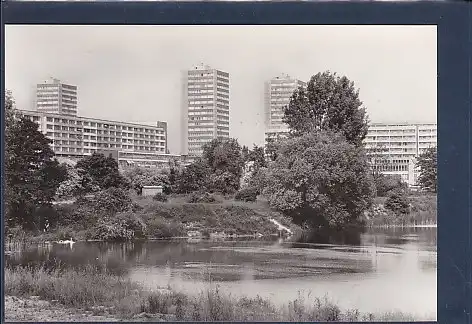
[5,227,436,320]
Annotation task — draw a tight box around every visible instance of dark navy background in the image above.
[1,2,470,323]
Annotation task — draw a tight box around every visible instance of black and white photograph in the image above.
[4,25,437,322]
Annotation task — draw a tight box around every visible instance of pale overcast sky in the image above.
[5,25,437,154]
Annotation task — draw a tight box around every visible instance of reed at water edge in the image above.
[4,264,418,322]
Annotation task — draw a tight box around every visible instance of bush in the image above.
[93,213,147,241]
[55,200,99,229]
[235,187,259,202]
[54,191,132,231]
[162,184,173,195]
[94,222,134,242]
[209,171,240,195]
[153,192,168,202]
[374,174,407,197]
[385,189,410,215]
[93,187,133,215]
[116,213,147,238]
[146,217,184,238]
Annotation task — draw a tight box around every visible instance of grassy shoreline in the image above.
[5,233,282,247]
[5,265,420,322]
[7,196,300,245]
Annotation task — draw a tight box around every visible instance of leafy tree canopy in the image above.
[92,187,133,216]
[374,174,408,197]
[5,91,67,230]
[122,166,169,195]
[175,158,212,194]
[75,153,129,193]
[202,138,245,193]
[283,71,369,146]
[416,146,437,193]
[247,145,267,169]
[262,131,375,228]
[174,138,246,194]
[55,164,97,199]
[202,138,244,176]
[265,134,286,162]
[385,188,410,215]
[241,145,250,162]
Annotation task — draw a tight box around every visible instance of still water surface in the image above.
[6,227,436,320]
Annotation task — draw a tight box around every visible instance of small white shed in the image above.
[142,185,163,196]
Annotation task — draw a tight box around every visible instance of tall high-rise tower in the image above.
[182,64,230,157]
[264,74,305,142]
[36,78,78,116]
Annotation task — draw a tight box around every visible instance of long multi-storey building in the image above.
[264,74,305,144]
[364,122,437,186]
[20,110,181,169]
[181,64,230,157]
[262,118,436,186]
[36,78,78,116]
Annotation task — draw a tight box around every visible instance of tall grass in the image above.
[5,265,418,321]
[5,265,139,310]
[367,194,437,227]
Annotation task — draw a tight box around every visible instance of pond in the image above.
[5,227,436,320]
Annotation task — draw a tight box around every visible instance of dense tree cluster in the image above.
[170,138,247,195]
[245,145,267,169]
[265,136,282,162]
[122,166,169,195]
[416,146,437,193]
[259,71,376,228]
[174,158,212,194]
[5,91,67,231]
[374,174,408,198]
[203,138,244,194]
[385,188,410,216]
[55,165,91,199]
[167,140,269,196]
[75,153,129,193]
[262,131,374,228]
[283,71,369,147]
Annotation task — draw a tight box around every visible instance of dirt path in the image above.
[4,295,120,322]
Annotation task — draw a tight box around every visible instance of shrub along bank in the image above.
[8,192,437,244]
[364,194,437,227]
[9,191,298,243]
[6,186,436,244]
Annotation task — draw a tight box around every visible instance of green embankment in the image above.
[133,196,297,238]
[7,193,437,244]
[7,196,298,244]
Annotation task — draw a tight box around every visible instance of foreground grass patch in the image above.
[5,265,140,310]
[5,265,418,322]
